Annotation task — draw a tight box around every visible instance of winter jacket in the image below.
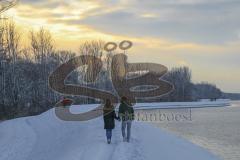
[118,101,134,121]
[103,106,119,129]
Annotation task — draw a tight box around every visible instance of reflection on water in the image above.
[151,101,240,160]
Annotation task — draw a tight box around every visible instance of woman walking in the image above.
[103,99,119,144]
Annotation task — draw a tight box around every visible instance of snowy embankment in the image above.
[134,99,230,110]
[78,99,230,110]
[0,104,220,160]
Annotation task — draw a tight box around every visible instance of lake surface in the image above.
[150,101,240,160]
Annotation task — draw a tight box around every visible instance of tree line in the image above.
[0,20,223,120]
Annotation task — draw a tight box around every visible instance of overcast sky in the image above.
[4,0,240,93]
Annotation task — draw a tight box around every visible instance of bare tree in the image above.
[163,66,193,101]
[79,40,104,58]
[30,28,54,64]
[3,20,21,106]
[29,28,54,105]
[78,40,104,82]
[78,40,105,103]
[4,20,20,62]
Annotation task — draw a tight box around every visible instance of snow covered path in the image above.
[0,107,219,160]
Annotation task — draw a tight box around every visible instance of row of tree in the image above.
[0,20,223,120]
[162,67,222,102]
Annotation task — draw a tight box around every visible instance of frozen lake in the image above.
[151,101,240,160]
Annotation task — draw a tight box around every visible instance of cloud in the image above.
[9,0,240,44]
[77,0,240,44]
[6,0,240,49]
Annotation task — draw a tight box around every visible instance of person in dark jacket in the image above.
[103,99,119,144]
[118,96,134,142]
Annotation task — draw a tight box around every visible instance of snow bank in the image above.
[69,100,230,112]
[0,105,220,160]
[134,99,230,110]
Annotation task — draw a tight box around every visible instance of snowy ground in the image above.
[134,99,230,109]
[0,103,222,160]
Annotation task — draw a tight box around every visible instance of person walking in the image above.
[118,96,134,142]
[103,99,119,144]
